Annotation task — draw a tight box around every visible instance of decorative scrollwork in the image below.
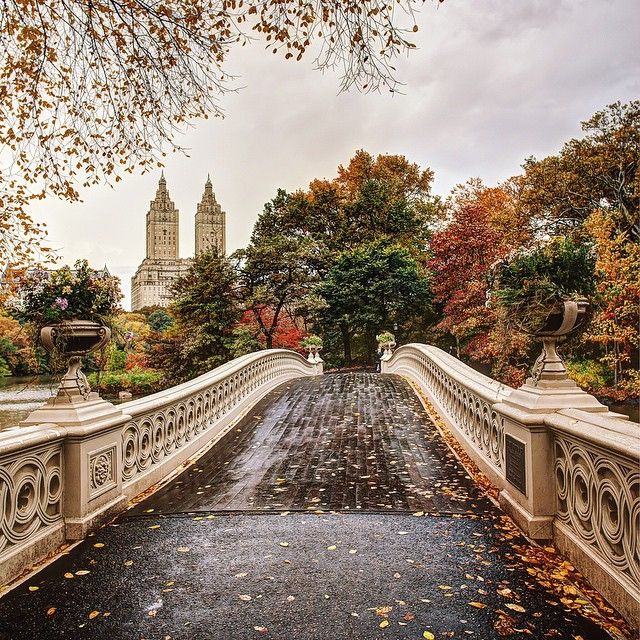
[0,445,63,559]
[554,435,640,589]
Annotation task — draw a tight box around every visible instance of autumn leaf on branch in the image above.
[0,0,431,276]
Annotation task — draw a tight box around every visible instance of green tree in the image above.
[148,249,240,382]
[317,240,432,364]
[235,230,314,350]
[147,309,175,333]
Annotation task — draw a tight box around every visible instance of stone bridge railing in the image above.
[0,349,320,587]
[383,343,639,628]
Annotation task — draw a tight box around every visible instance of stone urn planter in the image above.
[40,320,111,400]
[525,299,588,387]
[306,344,323,364]
[376,333,396,362]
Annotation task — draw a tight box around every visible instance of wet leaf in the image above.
[505,603,525,613]
[93,543,105,548]
[28,586,39,592]
[75,570,90,576]
[148,525,161,529]
[89,611,100,619]
[47,607,56,616]
[468,602,487,609]
[63,573,74,579]
[375,606,392,616]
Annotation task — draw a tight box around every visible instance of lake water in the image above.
[0,376,145,431]
[0,376,60,430]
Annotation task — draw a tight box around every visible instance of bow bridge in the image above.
[0,346,637,638]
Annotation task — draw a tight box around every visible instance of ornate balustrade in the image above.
[117,350,318,495]
[0,426,66,584]
[382,343,639,628]
[0,349,319,587]
[381,344,513,481]
[547,410,640,604]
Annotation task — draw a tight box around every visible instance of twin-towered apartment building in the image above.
[131,173,226,311]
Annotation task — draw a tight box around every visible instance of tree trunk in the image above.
[341,322,352,365]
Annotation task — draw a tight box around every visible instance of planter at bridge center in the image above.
[301,335,324,364]
[376,332,396,362]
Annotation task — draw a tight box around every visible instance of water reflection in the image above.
[0,376,59,430]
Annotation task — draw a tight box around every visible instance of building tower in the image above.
[195,175,226,256]
[147,172,180,260]
[131,174,190,311]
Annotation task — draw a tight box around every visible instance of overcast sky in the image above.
[28,0,640,310]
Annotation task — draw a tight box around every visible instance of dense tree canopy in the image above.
[317,240,432,364]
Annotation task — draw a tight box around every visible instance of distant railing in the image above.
[118,351,318,493]
[383,343,639,628]
[0,349,320,586]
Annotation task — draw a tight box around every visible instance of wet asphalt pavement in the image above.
[0,374,618,639]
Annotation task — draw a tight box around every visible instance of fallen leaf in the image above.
[148,525,161,529]
[423,633,435,640]
[375,606,393,617]
[327,545,337,551]
[379,620,390,629]
[93,543,105,548]
[176,547,190,553]
[239,594,252,602]
[124,560,134,567]
[47,607,56,616]
[89,611,100,619]
[505,603,525,613]
[468,602,487,609]
[63,573,74,579]
[28,586,39,592]
[279,542,289,547]
[75,570,90,576]
[254,626,268,634]
[286,596,295,602]
[148,609,157,617]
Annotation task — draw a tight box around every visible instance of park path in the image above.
[0,374,617,639]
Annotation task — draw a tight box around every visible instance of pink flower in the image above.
[54,297,69,311]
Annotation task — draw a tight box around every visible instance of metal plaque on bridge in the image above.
[505,435,526,496]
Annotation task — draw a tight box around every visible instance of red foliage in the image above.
[236,309,306,351]
[125,352,150,370]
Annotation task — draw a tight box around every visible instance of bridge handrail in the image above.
[117,349,317,489]
[0,348,319,587]
[383,343,513,473]
[383,342,639,627]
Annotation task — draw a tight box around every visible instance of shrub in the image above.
[87,368,163,396]
[375,332,395,345]
[301,335,323,348]
[565,359,611,392]
[489,237,596,332]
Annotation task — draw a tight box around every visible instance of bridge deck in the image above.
[0,373,615,639]
[133,373,493,515]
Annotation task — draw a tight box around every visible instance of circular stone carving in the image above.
[92,453,112,488]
